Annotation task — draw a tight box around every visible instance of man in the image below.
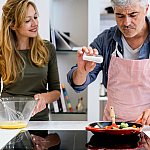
[67,0,150,125]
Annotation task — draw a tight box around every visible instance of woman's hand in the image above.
[32,93,47,116]
[32,90,60,116]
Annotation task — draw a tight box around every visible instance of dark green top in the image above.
[0,40,60,121]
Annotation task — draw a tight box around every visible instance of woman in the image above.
[0,0,60,121]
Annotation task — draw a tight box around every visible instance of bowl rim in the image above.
[0,96,36,102]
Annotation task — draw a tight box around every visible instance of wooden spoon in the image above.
[110,106,115,124]
[109,106,119,128]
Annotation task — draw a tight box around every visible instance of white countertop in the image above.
[25,121,90,130]
[0,121,90,149]
[1,121,150,149]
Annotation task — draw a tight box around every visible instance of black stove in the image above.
[2,130,150,150]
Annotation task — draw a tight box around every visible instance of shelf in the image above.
[50,112,87,121]
[99,96,108,101]
[56,50,77,53]
[100,13,115,20]
[51,111,86,114]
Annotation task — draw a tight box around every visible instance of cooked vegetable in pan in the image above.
[94,122,140,130]
[86,121,142,136]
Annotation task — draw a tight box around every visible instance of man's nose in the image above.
[123,16,131,27]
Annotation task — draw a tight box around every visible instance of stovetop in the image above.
[2,130,150,150]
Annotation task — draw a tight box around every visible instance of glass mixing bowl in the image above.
[0,97,37,129]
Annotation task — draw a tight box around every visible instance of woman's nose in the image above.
[31,18,38,26]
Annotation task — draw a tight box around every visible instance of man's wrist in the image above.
[72,68,88,85]
[76,68,88,77]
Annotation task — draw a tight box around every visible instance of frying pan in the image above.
[86,121,143,136]
[85,133,142,149]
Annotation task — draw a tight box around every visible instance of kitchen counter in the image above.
[26,121,91,130]
[0,121,90,149]
[1,121,150,149]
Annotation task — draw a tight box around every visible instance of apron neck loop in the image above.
[112,42,123,58]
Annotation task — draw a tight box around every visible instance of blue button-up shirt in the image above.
[67,17,150,93]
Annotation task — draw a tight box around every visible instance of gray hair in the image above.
[111,0,148,9]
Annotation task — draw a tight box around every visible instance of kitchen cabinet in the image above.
[34,0,101,121]
[51,51,87,121]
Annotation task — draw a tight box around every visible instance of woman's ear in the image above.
[10,24,16,30]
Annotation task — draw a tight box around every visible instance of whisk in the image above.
[0,98,24,121]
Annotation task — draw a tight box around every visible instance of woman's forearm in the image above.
[41,90,61,104]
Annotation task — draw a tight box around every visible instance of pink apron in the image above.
[103,55,150,122]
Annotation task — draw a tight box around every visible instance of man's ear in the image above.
[146,4,149,14]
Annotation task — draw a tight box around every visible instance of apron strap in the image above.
[112,42,123,58]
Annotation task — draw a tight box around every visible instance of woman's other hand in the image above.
[32,93,47,116]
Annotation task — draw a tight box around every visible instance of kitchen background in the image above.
[0,0,150,121]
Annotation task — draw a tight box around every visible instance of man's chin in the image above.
[122,32,136,38]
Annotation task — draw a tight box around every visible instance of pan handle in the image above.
[85,126,105,132]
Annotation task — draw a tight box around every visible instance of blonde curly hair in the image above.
[0,0,49,85]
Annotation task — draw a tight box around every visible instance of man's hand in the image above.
[72,46,98,85]
[136,109,150,125]
[141,132,150,150]
[77,46,98,73]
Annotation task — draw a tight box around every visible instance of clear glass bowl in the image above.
[0,97,37,129]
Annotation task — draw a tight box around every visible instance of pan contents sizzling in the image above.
[94,122,140,130]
